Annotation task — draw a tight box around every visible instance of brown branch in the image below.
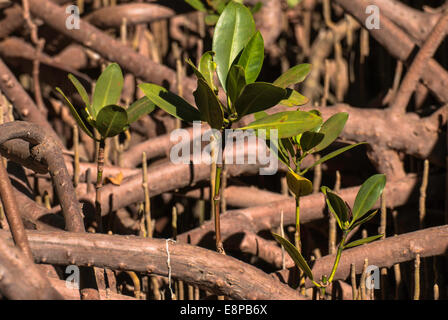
[0,58,62,146]
[85,3,175,28]
[0,229,308,300]
[271,225,448,289]
[334,0,448,104]
[0,159,33,259]
[24,0,200,103]
[390,11,448,113]
[0,235,62,299]
[0,121,84,232]
[0,5,24,39]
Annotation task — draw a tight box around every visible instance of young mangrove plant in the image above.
[273,173,387,297]
[267,111,365,251]
[56,63,155,232]
[139,1,322,253]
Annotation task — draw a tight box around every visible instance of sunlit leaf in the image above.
[205,14,219,25]
[253,111,268,120]
[314,112,349,152]
[273,64,311,88]
[68,74,93,117]
[350,209,379,230]
[92,63,123,116]
[344,234,383,249]
[193,78,224,129]
[352,174,386,222]
[139,83,201,123]
[237,31,264,84]
[287,170,313,197]
[199,51,217,91]
[56,87,95,139]
[279,89,309,107]
[240,110,322,139]
[185,0,206,12]
[126,96,156,123]
[235,82,286,119]
[96,104,128,138]
[272,233,314,280]
[301,142,366,175]
[321,186,349,229]
[226,64,246,104]
[212,1,255,91]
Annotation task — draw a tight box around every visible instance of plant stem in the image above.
[294,196,301,252]
[328,230,348,283]
[213,129,226,254]
[95,138,105,233]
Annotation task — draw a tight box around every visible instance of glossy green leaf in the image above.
[235,82,286,119]
[273,64,311,88]
[205,14,219,25]
[321,186,349,229]
[352,174,386,222]
[253,111,268,121]
[92,63,123,116]
[226,64,246,104]
[269,138,291,168]
[96,104,128,138]
[350,210,379,230]
[300,131,324,152]
[185,0,206,11]
[279,89,309,107]
[281,138,295,160]
[301,142,366,175]
[68,74,93,117]
[139,83,201,123]
[193,78,224,129]
[272,233,313,280]
[240,110,322,139]
[56,87,95,139]
[344,234,383,249]
[314,112,349,152]
[212,1,255,91]
[126,96,156,123]
[199,51,217,91]
[237,31,264,84]
[287,171,313,197]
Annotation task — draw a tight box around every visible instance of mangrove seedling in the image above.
[139,1,322,253]
[56,63,156,232]
[273,173,387,297]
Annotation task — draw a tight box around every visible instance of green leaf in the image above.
[205,14,219,25]
[321,186,349,229]
[235,82,286,119]
[251,1,263,14]
[96,104,128,138]
[139,83,201,123]
[210,0,227,13]
[56,87,95,139]
[272,233,314,280]
[344,234,383,249]
[314,112,349,152]
[269,138,291,168]
[279,89,309,107]
[273,64,311,88]
[237,31,264,84]
[240,110,322,139]
[126,96,156,123]
[92,63,123,116]
[352,174,386,222]
[199,51,217,91]
[253,111,268,121]
[185,0,206,11]
[68,74,93,117]
[350,209,379,230]
[226,64,246,104]
[193,78,224,129]
[301,142,366,175]
[286,170,313,197]
[300,131,324,152]
[212,1,255,91]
